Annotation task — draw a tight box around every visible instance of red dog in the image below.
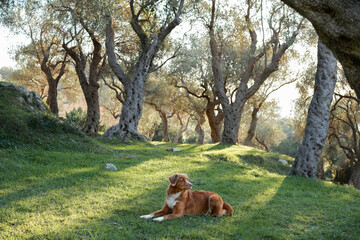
[140,173,233,221]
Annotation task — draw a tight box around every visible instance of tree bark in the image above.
[208,0,303,144]
[82,84,100,135]
[103,73,145,140]
[221,101,247,144]
[46,79,59,115]
[281,0,360,98]
[159,110,170,142]
[39,51,67,116]
[205,101,223,143]
[290,39,337,178]
[63,44,104,136]
[172,114,190,143]
[104,1,184,141]
[255,135,270,152]
[244,106,260,146]
[195,111,206,144]
[349,164,360,189]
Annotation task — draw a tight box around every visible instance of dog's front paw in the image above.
[153,216,164,222]
[140,214,154,219]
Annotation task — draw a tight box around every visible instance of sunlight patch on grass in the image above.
[1,142,360,239]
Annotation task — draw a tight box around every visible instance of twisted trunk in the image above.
[281,0,360,98]
[349,164,360,189]
[221,101,246,144]
[205,101,223,143]
[104,1,184,140]
[40,52,66,116]
[172,114,190,143]
[159,111,170,142]
[82,84,100,135]
[62,18,104,136]
[244,106,260,146]
[103,74,145,141]
[195,111,206,144]
[290,39,337,178]
[208,0,302,144]
[46,79,59,116]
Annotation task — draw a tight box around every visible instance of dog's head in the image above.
[168,173,192,190]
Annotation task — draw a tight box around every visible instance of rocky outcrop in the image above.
[0,82,48,112]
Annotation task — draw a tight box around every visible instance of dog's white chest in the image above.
[166,192,181,209]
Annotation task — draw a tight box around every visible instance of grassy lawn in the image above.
[1,141,359,240]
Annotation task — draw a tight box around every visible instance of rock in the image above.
[17,97,25,104]
[1,83,48,112]
[166,148,181,152]
[16,85,28,96]
[278,159,288,164]
[105,163,117,171]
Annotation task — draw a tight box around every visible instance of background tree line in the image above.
[1,0,360,188]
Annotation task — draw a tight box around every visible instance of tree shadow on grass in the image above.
[0,148,157,206]
[207,143,234,151]
[26,157,289,239]
[218,177,360,240]
[238,154,292,176]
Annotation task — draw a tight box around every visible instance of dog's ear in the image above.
[169,174,179,186]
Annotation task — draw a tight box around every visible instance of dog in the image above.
[140,173,233,221]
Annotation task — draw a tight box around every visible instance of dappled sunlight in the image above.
[2,142,360,239]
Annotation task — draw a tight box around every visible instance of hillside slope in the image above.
[0,82,359,240]
[0,82,100,151]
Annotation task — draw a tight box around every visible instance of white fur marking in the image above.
[140,214,154,219]
[166,192,181,209]
[153,216,164,222]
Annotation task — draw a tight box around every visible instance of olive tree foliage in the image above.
[104,0,188,141]
[206,0,304,144]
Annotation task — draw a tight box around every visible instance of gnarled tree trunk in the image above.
[172,114,190,143]
[244,106,260,146]
[221,102,246,144]
[290,39,337,178]
[195,111,206,144]
[63,16,105,136]
[82,84,100,135]
[104,0,184,141]
[208,0,303,144]
[46,80,59,115]
[281,0,360,98]
[104,74,145,140]
[40,51,67,116]
[349,164,360,189]
[205,101,223,143]
[159,111,170,142]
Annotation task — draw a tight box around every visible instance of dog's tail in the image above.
[223,202,233,215]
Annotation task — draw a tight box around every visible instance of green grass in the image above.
[1,84,360,239]
[1,141,359,240]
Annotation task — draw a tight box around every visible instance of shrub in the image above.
[65,107,87,129]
